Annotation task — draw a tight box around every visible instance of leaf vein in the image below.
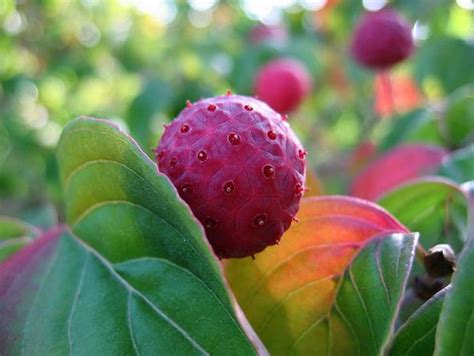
[332,302,360,356]
[403,324,437,355]
[127,291,141,356]
[375,241,390,304]
[349,268,378,353]
[20,246,61,356]
[67,253,89,354]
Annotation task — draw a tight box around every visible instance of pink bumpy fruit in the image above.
[155,94,306,258]
[351,8,414,70]
[254,58,312,114]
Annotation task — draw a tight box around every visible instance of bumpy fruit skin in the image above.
[155,94,306,258]
[254,58,312,114]
[351,8,414,70]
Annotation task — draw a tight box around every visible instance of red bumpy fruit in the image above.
[155,94,306,258]
[350,8,414,70]
[254,58,312,114]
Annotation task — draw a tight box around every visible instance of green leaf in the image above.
[0,216,38,262]
[378,178,469,252]
[53,117,261,354]
[438,144,474,183]
[300,233,417,355]
[378,109,443,152]
[389,286,449,356]
[442,85,474,148]
[435,181,474,355]
[0,228,261,354]
[414,37,474,93]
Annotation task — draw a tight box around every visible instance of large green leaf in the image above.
[378,178,469,252]
[438,144,474,183]
[40,116,260,354]
[435,181,474,355]
[0,228,260,354]
[0,216,38,262]
[225,196,416,355]
[389,286,450,356]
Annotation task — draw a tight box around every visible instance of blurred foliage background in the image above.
[0,0,473,226]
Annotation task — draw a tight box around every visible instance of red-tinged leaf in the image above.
[346,140,378,175]
[224,196,411,355]
[0,226,63,351]
[296,196,408,231]
[350,144,447,201]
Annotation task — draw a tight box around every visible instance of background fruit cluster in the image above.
[1,0,472,223]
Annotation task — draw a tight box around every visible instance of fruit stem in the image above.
[379,70,395,116]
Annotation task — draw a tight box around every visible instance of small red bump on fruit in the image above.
[180,124,190,133]
[223,180,235,194]
[170,157,178,168]
[186,100,192,107]
[295,183,304,195]
[207,104,217,112]
[204,217,217,229]
[226,90,232,96]
[156,150,165,160]
[298,149,307,159]
[181,183,193,194]
[244,105,253,111]
[197,151,207,161]
[267,130,277,140]
[281,114,288,121]
[228,133,241,145]
[253,214,268,227]
[262,164,275,178]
